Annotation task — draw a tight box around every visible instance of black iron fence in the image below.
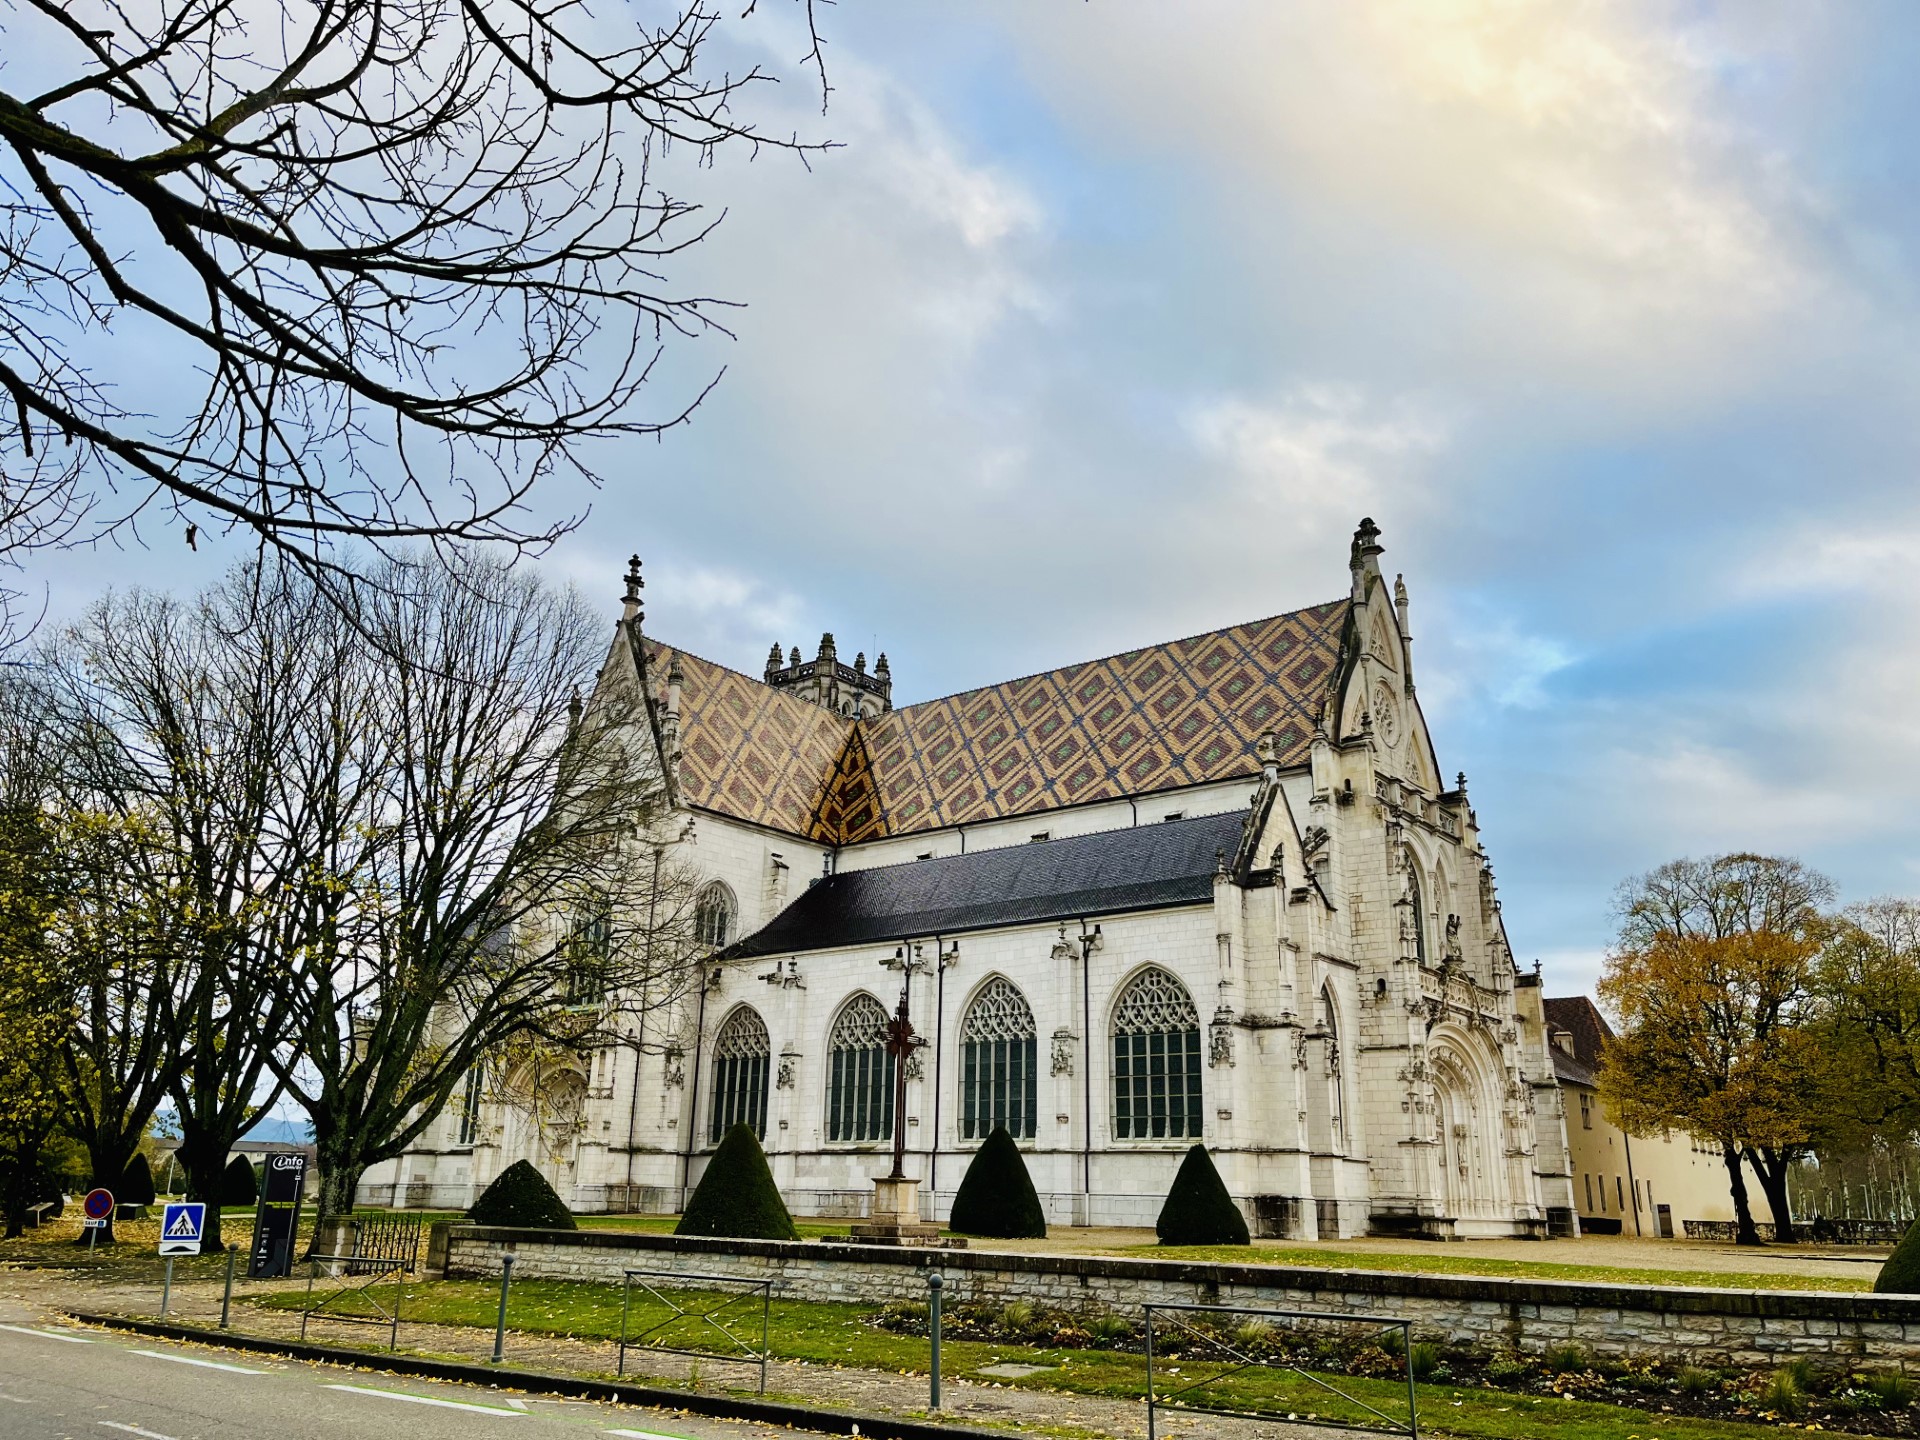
[348,1211,424,1273]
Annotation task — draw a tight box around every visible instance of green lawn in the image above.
[1127,1243,1875,1293]
[258,1277,1812,1440]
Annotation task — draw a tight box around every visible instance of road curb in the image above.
[65,1311,1003,1440]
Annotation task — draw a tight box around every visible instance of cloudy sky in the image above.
[21,1,1920,998]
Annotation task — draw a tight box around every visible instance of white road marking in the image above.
[0,1323,90,1343]
[503,1396,529,1410]
[100,1423,180,1440]
[606,1430,694,1439]
[129,1348,267,1374]
[324,1384,528,1416]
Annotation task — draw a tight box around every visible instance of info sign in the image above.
[159,1201,205,1255]
[247,1153,307,1279]
[81,1187,114,1228]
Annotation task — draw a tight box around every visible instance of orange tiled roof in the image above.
[649,599,1348,845]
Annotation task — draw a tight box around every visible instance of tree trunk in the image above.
[1,1146,37,1240]
[307,1153,366,1261]
[74,1136,139,1247]
[1723,1142,1763,1245]
[175,1130,230,1252]
[1748,1146,1799,1244]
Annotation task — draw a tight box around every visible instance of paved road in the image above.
[0,1318,798,1440]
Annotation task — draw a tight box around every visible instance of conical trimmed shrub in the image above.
[1876,1219,1920,1293]
[678,1124,798,1240]
[1156,1143,1250,1247]
[469,1159,577,1230]
[119,1154,156,1206]
[949,1128,1046,1239]
[221,1154,258,1207]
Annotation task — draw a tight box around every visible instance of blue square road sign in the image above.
[159,1202,206,1255]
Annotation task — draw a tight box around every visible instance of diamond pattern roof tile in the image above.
[645,598,1347,845]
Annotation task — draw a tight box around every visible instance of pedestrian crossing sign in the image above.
[159,1201,206,1255]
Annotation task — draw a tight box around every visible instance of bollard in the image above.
[160,1255,174,1319]
[928,1271,943,1411]
[490,1255,515,1365]
[219,1244,237,1328]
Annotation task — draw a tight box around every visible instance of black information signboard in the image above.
[247,1153,307,1278]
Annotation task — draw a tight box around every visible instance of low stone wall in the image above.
[443,1226,1920,1370]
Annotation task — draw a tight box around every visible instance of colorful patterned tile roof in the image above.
[647,598,1348,845]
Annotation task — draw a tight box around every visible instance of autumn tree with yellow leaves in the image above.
[1599,853,1837,1245]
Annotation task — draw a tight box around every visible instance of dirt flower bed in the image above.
[872,1298,1920,1435]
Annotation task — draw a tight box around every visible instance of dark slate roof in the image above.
[1543,996,1614,1070]
[1549,1045,1598,1089]
[722,808,1250,958]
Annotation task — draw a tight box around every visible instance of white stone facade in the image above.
[367,522,1578,1238]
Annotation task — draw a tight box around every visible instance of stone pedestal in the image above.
[848,1175,961,1247]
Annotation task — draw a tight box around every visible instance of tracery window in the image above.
[695,883,737,950]
[826,994,894,1143]
[563,894,612,1003]
[709,1006,771,1143]
[960,978,1037,1140]
[1111,967,1202,1141]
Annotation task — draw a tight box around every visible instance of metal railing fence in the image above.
[617,1268,772,1394]
[1143,1301,1418,1439]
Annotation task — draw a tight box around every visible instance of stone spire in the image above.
[765,643,785,682]
[621,555,644,626]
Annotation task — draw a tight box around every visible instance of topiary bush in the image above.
[1876,1218,1920,1293]
[118,1154,156,1207]
[677,1123,797,1240]
[221,1154,258,1207]
[1155,1143,1249,1246]
[468,1159,577,1230]
[948,1127,1046,1239]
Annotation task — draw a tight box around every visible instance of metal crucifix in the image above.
[883,989,921,1180]
[879,943,933,1181]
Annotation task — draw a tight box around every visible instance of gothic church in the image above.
[367,519,1578,1239]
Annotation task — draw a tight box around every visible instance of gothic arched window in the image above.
[1111,968,1202,1141]
[1320,986,1345,1153]
[826,994,894,1143]
[695,882,736,950]
[960,978,1037,1140]
[1404,861,1428,966]
[709,1006,771,1143]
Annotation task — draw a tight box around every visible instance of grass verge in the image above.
[258,1276,1817,1440]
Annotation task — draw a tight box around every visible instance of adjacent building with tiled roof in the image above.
[372,519,1581,1239]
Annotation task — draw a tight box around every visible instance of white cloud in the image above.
[1184,386,1450,554]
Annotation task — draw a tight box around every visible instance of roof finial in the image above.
[817,631,837,663]
[854,651,867,674]
[567,688,583,730]
[766,642,785,681]
[622,555,644,625]
[1350,517,1383,569]
[789,645,802,667]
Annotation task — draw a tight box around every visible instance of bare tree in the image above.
[53,564,343,1248]
[263,551,706,1230]
[0,0,828,585]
